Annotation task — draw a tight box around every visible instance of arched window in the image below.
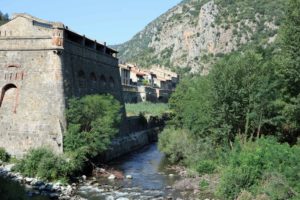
[0,84,18,113]
[100,75,107,88]
[109,77,115,88]
[90,72,97,88]
[77,70,86,88]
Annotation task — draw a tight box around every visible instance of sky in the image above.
[0,0,182,45]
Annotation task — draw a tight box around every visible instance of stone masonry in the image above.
[0,14,124,157]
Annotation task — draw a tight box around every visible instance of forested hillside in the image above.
[115,0,286,74]
[159,0,300,199]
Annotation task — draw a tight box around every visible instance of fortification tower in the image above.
[0,14,124,157]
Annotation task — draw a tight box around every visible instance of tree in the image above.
[64,94,122,158]
[272,0,300,143]
[277,0,300,97]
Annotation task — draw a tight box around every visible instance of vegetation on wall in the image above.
[158,0,300,199]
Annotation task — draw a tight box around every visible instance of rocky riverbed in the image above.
[0,144,217,200]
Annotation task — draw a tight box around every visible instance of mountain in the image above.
[115,0,285,74]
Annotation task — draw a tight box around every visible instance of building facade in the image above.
[0,14,124,157]
[119,63,179,103]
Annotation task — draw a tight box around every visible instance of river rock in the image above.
[32,180,45,187]
[4,164,15,172]
[63,185,73,196]
[96,167,106,173]
[126,175,133,179]
[39,185,46,191]
[25,177,34,184]
[49,192,59,199]
[59,196,71,200]
[45,183,54,192]
[105,196,114,200]
[168,174,174,177]
[108,174,116,180]
[82,175,87,181]
[93,182,100,187]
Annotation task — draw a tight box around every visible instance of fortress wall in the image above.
[0,49,65,157]
[62,40,124,104]
[0,14,128,157]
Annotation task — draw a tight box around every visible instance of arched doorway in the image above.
[0,84,18,113]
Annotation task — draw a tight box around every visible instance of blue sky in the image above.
[0,0,182,45]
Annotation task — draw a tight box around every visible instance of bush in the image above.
[217,137,300,199]
[0,148,10,162]
[158,128,190,163]
[195,160,216,175]
[14,148,71,181]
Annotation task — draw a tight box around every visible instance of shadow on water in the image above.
[0,176,49,200]
[78,143,188,199]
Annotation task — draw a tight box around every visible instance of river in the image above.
[77,143,189,200]
[0,143,196,200]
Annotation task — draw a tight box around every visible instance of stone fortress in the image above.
[0,14,124,157]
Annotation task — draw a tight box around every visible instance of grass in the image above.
[125,102,170,117]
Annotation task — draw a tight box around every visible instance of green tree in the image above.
[64,94,122,158]
[272,0,300,143]
[278,0,300,97]
[210,50,279,143]
[169,75,214,136]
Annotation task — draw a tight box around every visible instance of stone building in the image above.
[119,63,179,103]
[0,14,124,157]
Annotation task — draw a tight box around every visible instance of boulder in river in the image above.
[108,174,116,180]
[126,175,133,179]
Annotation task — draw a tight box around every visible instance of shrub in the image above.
[0,148,10,162]
[14,148,71,181]
[199,179,209,190]
[195,160,216,175]
[217,137,300,199]
[256,172,296,200]
[158,128,190,163]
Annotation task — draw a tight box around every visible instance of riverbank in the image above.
[76,144,217,200]
[168,165,220,199]
[0,163,85,200]
[0,143,218,200]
